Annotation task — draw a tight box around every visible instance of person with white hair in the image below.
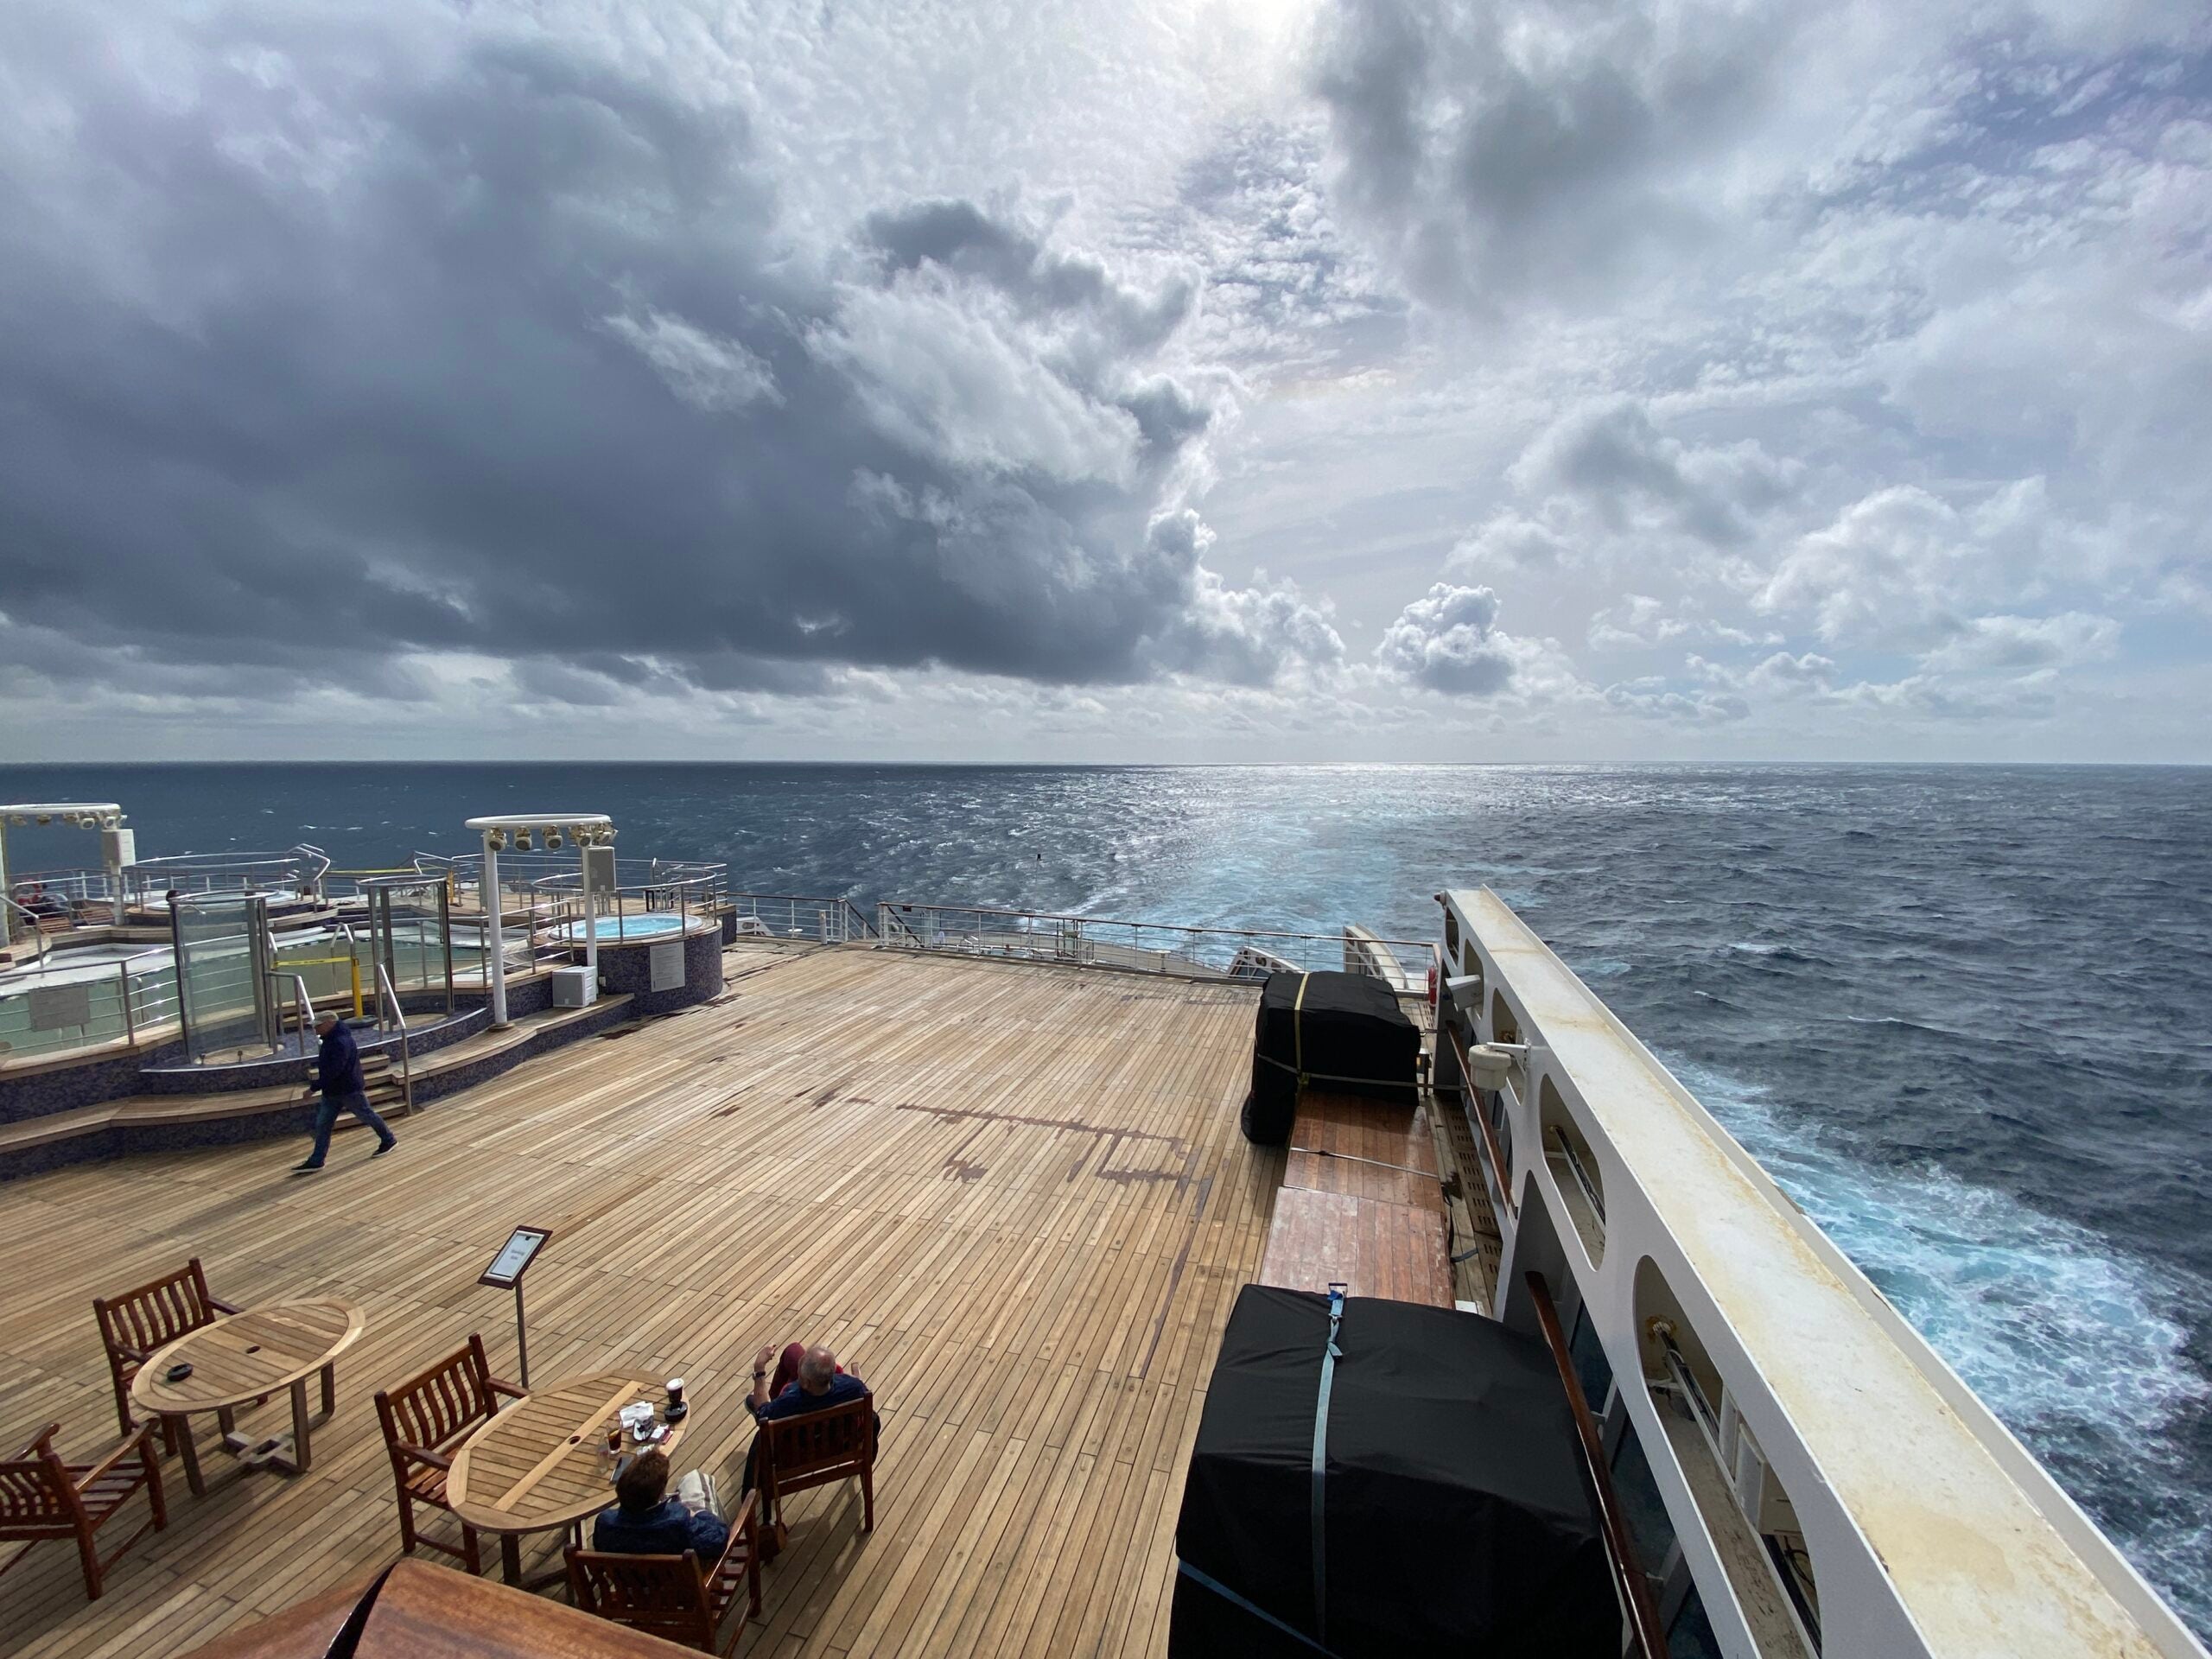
[746,1342,868,1424]
[741,1339,876,1518]
[293,1008,397,1172]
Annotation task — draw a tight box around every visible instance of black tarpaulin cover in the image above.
[1243,969,1421,1144]
[1171,1285,1618,1659]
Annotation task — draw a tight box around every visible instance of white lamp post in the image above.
[463,814,613,1028]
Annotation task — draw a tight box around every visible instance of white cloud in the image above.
[603,308,782,411]
[1921,612,2121,673]
[1755,480,2078,649]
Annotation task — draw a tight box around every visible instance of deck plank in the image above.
[0,949,1268,1659]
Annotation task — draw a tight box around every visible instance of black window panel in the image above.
[1567,1302,1615,1413]
[1608,1418,1677,1578]
[1667,1586,1726,1659]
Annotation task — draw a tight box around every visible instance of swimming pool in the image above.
[560,913,693,942]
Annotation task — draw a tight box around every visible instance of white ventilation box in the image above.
[550,966,597,1008]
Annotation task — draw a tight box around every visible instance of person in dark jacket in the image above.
[592,1447,728,1558]
[295,1009,397,1172]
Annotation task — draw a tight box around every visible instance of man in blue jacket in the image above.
[295,1009,397,1172]
[592,1447,729,1559]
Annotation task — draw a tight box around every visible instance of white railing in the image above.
[874,902,1431,986]
[376,963,412,1116]
[123,845,329,911]
[727,893,876,944]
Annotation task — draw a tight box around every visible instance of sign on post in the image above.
[480,1225,553,1386]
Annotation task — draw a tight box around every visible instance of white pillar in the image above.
[579,835,598,985]
[484,835,508,1027]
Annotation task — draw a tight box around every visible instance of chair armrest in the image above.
[79,1423,155,1485]
[711,1490,760,1577]
[392,1442,452,1471]
[487,1376,528,1401]
[208,1297,244,1316]
[9,1422,62,1461]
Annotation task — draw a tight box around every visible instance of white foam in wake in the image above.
[1661,1054,2212,1630]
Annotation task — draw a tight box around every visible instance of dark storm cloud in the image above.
[1311,0,1798,311]
[0,3,1331,702]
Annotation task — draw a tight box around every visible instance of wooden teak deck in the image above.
[0,946,1281,1658]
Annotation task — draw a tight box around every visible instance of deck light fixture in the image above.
[1464,1041,1532,1092]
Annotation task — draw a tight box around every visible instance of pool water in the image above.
[562,913,691,942]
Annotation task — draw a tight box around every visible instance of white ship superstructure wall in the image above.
[1437,886,2203,1659]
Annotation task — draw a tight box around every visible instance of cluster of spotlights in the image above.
[480,823,615,854]
[6,810,124,830]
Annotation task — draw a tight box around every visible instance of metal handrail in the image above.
[1,893,54,960]
[1548,1122,1608,1228]
[881,900,1424,949]
[1525,1270,1666,1659]
[288,973,315,1038]
[725,892,878,944]
[875,901,1431,981]
[376,963,412,1116]
[1446,1025,1518,1221]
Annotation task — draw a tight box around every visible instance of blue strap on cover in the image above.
[1175,1560,1343,1657]
[1313,1281,1346,1647]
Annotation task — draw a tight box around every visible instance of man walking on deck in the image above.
[295,1009,397,1172]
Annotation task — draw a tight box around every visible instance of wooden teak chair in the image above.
[756,1395,877,1535]
[372,1332,524,1574]
[0,1422,166,1600]
[566,1489,762,1655]
[92,1257,243,1453]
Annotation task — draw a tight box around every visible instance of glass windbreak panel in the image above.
[1568,1302,1615,1413]
[176,893,268,1061]
[269,928,360,1019]
[1667,1586,1726,1659]
[1610,1418,1679,1584]
[0,957,134,1058]
[368,880,450,997]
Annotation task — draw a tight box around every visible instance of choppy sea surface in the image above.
[5,760,2208,1632]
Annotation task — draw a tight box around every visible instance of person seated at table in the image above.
[741,1343,876,1497]
[16,883,65,918]
[747,1343,868,1423]
[591,1447,728,1558]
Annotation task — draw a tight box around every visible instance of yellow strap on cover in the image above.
[1294,972,1310,1084]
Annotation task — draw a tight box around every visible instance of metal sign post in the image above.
[478,1225,553,1388]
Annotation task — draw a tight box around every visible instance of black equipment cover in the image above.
[1243,969,1420,1144]
[1171,1285,1618,1659]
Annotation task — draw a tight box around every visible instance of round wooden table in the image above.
[130,1299,365,1497]
[448,1370,689,1586]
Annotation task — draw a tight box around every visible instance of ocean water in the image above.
[4,760,2208,1631]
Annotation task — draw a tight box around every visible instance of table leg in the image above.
[289,1378,313,1472]
[320,1362,335,1417]
[216,1405,237,1439]
[171,1414,205,1498]
[500,1534,524,1586]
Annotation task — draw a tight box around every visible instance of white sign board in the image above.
[29,983,93,1032]
[649,938,685,992]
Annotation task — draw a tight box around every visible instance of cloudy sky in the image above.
[2,0,2207,762]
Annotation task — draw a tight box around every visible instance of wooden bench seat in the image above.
[1256,1186,1454,1306]
[1281,1090,1444,1213]
[1257,1090,1455,1308]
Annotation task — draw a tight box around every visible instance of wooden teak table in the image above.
[130,1299,366,1496]
[447,1370,688,1586]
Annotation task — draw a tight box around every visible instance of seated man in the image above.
[747,1343,869,1423]
[742,1344,875,1503]
[592,1447,729,1559]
